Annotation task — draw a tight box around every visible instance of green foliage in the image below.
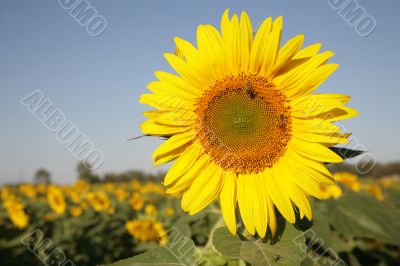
[329,161,400,177]
[2,176,400,266]
[330,147,364,159]
[306,187,400,265]
[77,162,100,183]
[104,170,166,183]
[213,224,306,265]
[329,192,400,245]
[33,168,51,184]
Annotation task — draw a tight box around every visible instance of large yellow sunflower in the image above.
[139,10,358,237]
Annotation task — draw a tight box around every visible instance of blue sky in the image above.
[1,0,399,184]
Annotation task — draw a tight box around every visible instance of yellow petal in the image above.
[164,53,208,91]
[142,109,196,126]
[312,107,359,121]
[264,167,296,223]
[291,169,326,199]
[292,94,351,107]
[164,142,204,186]
[152,131,195,164]
[291,94,350,117]
[166,155,210,194]
[285,64,340,99]
[139,92,193,111]
[239,11,253,72]
[271,34,304,78]
[293,43,322,59]
[140,120,190,136]
[286,148,334,183]
[280,158,312,220]
[292,132,349,145]
[197,25,226,81]
[237,174,255,235]
[273,51,335,94]
[181,162,223,214]
[289,138,343,163]
[221,11,241,75]
[155,71,203,98]
[291,117,341,134]
[220,172,237,235]
[266,195,277,235]
[253,173,268,237]
[249,17,272,74]
[173,37,198,62]
[260,16,282,78]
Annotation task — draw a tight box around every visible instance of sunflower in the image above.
[319,183,342,199]
[19,184,37,199]
[114,188,129,202]
[164,207,175,217]
[333,172,361,192]
[70,206,83,217]
[87,191,110,212]
[140,10,357,237]
[4,196,29,229]
[125,219,168,245]
[145,204,158,216]
[129,193,144,211]
[47,186,66,215]
[363,184,384,201]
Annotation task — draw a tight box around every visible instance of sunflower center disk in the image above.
[196,75,291,174]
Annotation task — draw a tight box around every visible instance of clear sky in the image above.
[1,0,399,184]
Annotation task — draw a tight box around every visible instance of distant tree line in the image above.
[32,162,166,184]
[328,161,400,178]
[31,161,400,184]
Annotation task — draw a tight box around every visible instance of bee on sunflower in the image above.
[139,10,358,237]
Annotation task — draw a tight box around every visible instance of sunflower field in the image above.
[2,4,399,266]
[0,173,399,266]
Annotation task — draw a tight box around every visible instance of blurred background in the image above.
[1,0,400,184]
[1,1,400,266]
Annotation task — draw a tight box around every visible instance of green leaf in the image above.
[300,258,319,266]
[213,225,306,265]
[330,147,364,159]
[310,201,354,253]
[104,246,184,266]
[212,227,243,259]
[384,188,400,209]
[328,192,400,245]
[105,227,208,266]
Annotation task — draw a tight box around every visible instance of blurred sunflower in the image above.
[378,177,396,188]
[141,182,165,195]
[68,190,81,203]
[145,204,157,216]
[333,172,361,192]
[130,180,141,191]
[87,191,110,212]
[36,184,47,194]
[140,10,357,236]
[1,187,12,201]
[73,180,90,192]
[164,207,175,217]
[47,186,66,215]
[114,188,129,202]
[319,183,342,199]
[129,194,144,211]
[19,184,36,199]
[70,206,83,217]
[363,184,384,201]
[4,196,29,229]
[125,220,167,245]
